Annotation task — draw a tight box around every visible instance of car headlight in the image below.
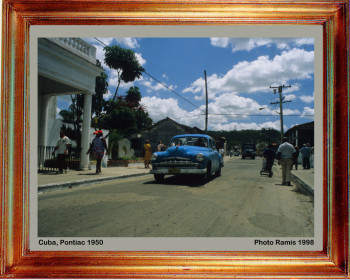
[151,153,158,161]
[196,153,205,162]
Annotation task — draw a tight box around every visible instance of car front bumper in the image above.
[150,167,207,175]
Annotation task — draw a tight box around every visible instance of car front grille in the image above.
[156,157,198,168]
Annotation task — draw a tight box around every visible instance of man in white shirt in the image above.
[277,137,296,186]
[52,129,70,173]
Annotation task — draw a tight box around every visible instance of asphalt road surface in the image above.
[38,157,314,237]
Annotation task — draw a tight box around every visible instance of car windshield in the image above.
[244,145,255,150]
[170,137,208,148]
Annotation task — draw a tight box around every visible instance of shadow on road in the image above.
[144,174,214,187]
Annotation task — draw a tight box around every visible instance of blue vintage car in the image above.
[150,134,224,182]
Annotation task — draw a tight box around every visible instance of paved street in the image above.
[38,157,314,237]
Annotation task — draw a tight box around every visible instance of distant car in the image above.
[233,151,240,156]
[241,143,256,159]
[150,134,224,183]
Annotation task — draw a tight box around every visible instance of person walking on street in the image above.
[52,129,70,174]
[300,143,311,169]
[292,145,300,170]
[277,137,296,186]
[263,143,276,177]
[87,130,108,174]
[143,139,152,168]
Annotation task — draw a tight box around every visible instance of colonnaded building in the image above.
[38,38,102,170]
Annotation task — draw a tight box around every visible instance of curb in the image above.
[38,172,150,193]
[291,174,314,197]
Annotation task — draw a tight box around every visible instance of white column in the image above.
[79,92,93,170]
[38,95,52,147]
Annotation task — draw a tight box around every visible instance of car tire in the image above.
[215,165,222,177]
[200,164,211,183]
[154,174,165,182]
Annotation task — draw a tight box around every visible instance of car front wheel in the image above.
[215,165,222,177]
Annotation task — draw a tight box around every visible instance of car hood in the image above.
[155,146,208,160]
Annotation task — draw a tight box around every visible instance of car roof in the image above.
[172,134,211,139]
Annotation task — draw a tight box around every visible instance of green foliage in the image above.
[59,94,84,150]
[125,86,142,107]
[100,99,137,133]
[104,46,144,83]
[108,129,124,160]
[135,108,153,130]
[104,45,144,101]
[207,128,281,150]
[90,47,153,141]
[93,72,109,114]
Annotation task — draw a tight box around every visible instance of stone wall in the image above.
[117,138,134,158]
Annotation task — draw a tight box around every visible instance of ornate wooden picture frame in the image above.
[1,0,349,278]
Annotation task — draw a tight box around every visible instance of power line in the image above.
[93,37,204,113]
[143,71,205,113]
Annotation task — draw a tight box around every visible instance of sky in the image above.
[58,37,315,132]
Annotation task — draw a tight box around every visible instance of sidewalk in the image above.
[38,163,150,193]
[291,168,314,196]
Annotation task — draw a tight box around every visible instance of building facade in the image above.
[38,38,102,169]
[284,121,314,147]
[130,117,205,155]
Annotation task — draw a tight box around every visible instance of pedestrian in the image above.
[300,143,311,169]
[52,129,70,174]
[276,137,296,186]
[157,140,167,151]
[143,139,152,168]
[87,130,108,174]
[291,145,300,170]
[263,143,276,177]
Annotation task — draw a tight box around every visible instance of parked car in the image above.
[150,134,224,183]
[241,143,256,159]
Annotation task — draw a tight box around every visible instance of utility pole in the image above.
[269,85,291,143]
[204,70,208,132]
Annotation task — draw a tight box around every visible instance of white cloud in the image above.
[137,77,176,94]
[299,94,314,103]
[183,48,314,100]
[104,89,114,100]
[135,53,147,66]
[210,38,274,52]
[213,120,282,131]
[283,94,297,101]
[301,107,314,119]
[115,38,140,49]
[141,93,285,131]
[210,38,314,53]
[141,96,193,124]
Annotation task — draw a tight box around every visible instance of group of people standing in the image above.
[141,140,167,168]
[263,138,313,187]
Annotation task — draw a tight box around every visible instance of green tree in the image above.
[125,86,142,108]
[104,45,144,101]
[59,94,84,149]
[91,48,153,145]
[92,70,109,130]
